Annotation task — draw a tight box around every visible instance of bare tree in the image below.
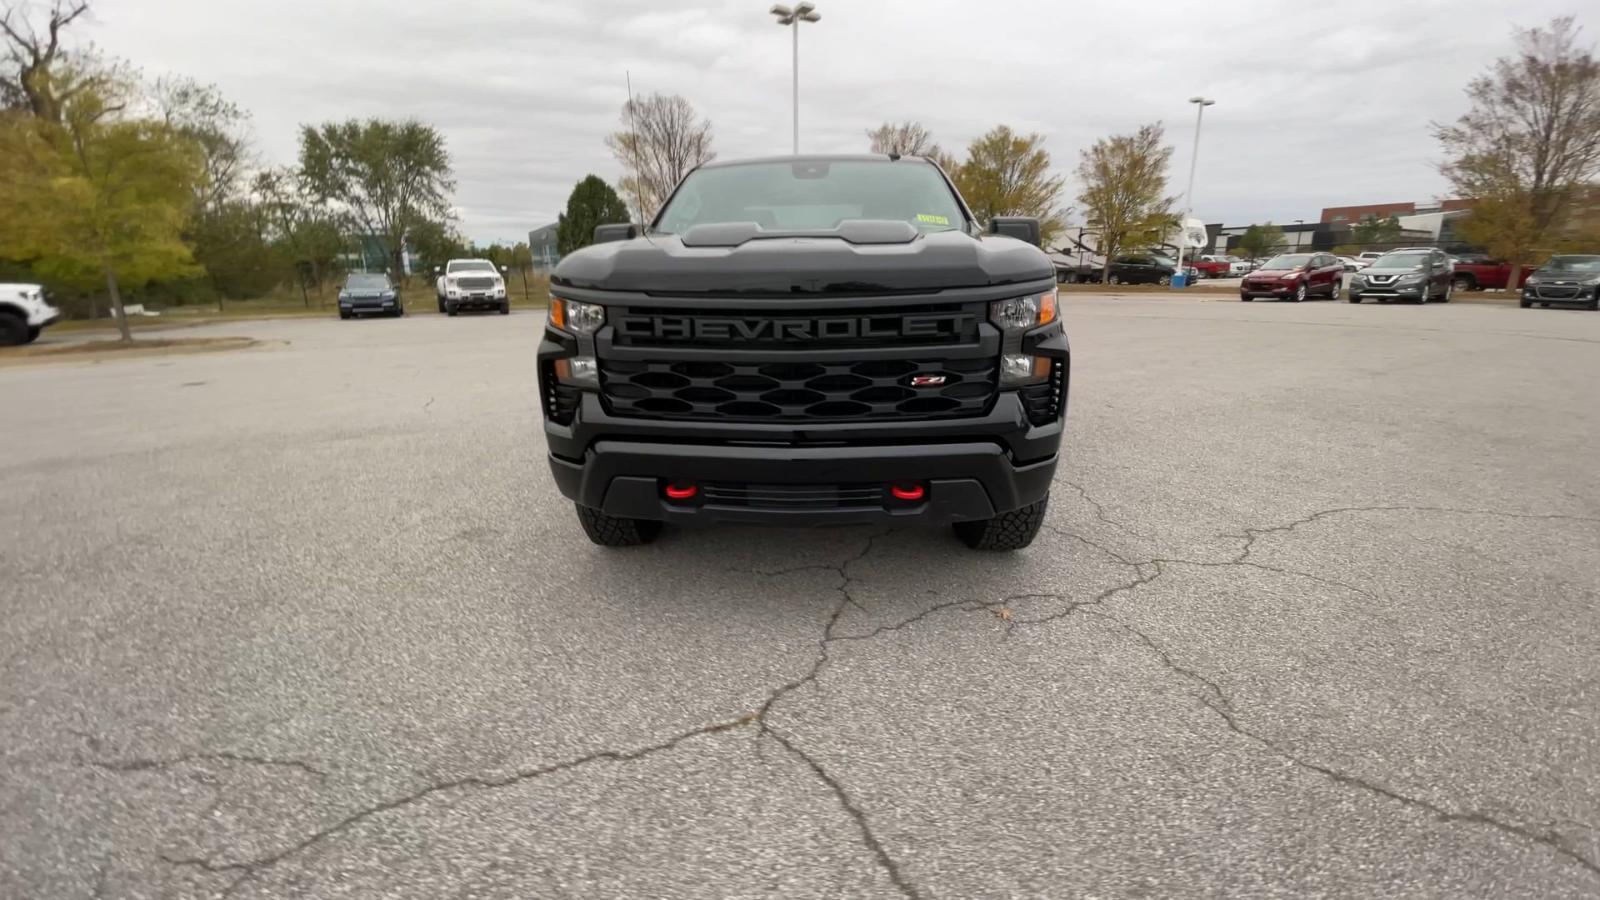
[1076,122,1177,282]
[153,75,251,212]
[0,0,93,123]
[1436,16,1600,286]
[604,93,714,221]
[867,121,938,157]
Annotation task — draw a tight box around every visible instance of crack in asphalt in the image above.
[748,529,924,899]
[817,493,1600,881]
[1081,607,1600,878]
[139,495,1600,893]
[90,751,330,780]
[159,714,757,896]
[1232,504,1600,564]
[156,530,922,899]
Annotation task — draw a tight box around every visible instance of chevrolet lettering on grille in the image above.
[614,313,974,342]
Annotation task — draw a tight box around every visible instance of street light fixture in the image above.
[770,3,821,154]
[1174,96,1215,286]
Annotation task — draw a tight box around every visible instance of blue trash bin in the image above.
[1172,273,1188,288]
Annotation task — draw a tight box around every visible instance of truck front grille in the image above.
[457,276,496,289]
[600,356,996,422]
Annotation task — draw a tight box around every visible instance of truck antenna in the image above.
[625,70,652,243]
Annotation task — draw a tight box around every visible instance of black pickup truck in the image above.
[537,155,1070,550]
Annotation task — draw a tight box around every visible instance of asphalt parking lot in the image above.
[3,296,1599,899]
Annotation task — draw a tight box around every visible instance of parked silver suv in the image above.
[1348,249,1454,304]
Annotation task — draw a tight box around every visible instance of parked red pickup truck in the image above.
[1449,256,1538,290]
[1188,255,1233,278]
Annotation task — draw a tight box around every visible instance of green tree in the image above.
[1350,214,1402,247]
[298,118,453,283]
[1075,122,1176,281]
[252,167,347,303]
[0,85,204,340]
[1436,16,1600,287]
[404,216,467,275]
[953,125,1065,242]
[1234,223,1288,262]
[556,174,629,256]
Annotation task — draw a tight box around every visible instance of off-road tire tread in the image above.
[953,495,1048,551]
[575,504,661,546]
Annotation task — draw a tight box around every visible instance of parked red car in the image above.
[1188,256,1232,279]
[1449,255,1538,291]
[1239,252,1345,301]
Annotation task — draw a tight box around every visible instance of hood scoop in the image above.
[679,220,920,248]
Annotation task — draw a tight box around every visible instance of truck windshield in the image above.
[654,160,967,236]
[1375,252,1430,268]
[449,261,495,272]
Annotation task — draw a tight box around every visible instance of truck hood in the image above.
[551,226,1053,296]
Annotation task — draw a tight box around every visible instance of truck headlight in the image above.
[989,289,1057,386]
[550,297,605,335]
[1398,274,1424,285]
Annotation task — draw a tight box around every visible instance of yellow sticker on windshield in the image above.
[916,213,950,226]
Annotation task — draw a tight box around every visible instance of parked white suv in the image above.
[434,259,509,316]
[0,283,61,345]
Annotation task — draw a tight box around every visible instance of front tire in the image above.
[953,496,1048,551]
[1158,274,1172,286]
[0,312,28,345]
[575,505,662,547]
[1108,275,1121,285]
[446,303,458,317]
[1292,283,1307,302]
[1327,279,1341,301]
[1348,294,1362,303]
[1452,274,1474,292]
[499,301,510,315]
[338,310,352,320]
[1520,296,1533,308]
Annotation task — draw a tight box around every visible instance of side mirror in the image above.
[988,216,1041,246]
[432,266,440,274]
[500,264,509,273]
[594,223,640,244]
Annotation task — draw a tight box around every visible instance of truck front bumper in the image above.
[548,438,1057,526]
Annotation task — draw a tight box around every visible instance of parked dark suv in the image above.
[338,273,403,319]
[538,155,1070,550]
[1348,249,1453,304]
[1106,252,1199,285]
[1520,255,1600,310]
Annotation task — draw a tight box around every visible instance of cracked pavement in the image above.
[3,297,1598,898]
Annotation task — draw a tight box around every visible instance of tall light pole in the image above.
[770,3,820,154]
[1175,96,1215,285]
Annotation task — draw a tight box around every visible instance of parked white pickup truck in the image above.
[434,259,510,316]
[0,283,60,345]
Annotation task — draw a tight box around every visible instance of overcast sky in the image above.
[81,0,1585,244]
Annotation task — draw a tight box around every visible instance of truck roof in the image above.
[698,153,936,170]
